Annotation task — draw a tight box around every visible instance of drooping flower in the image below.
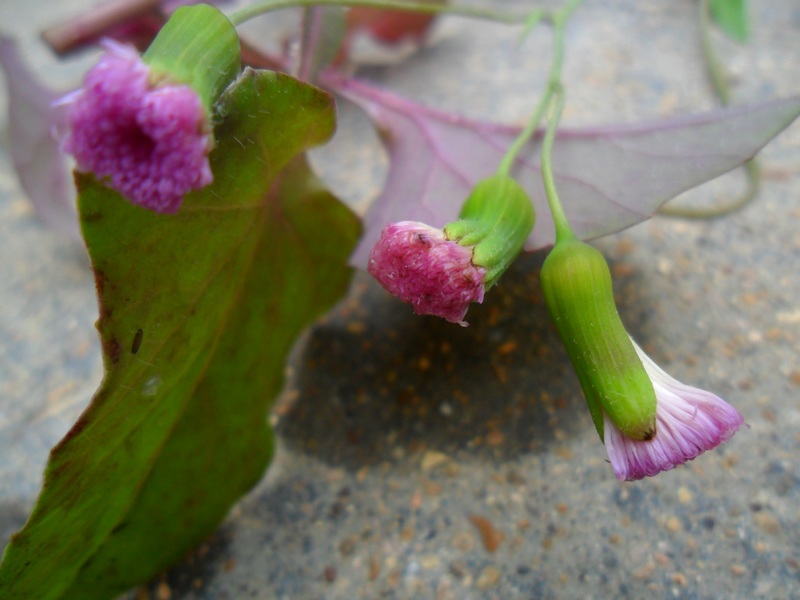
[368,220,486,325]
[60,39,213,213]
[368,175,535,325]
[540,235,745,479]
[603,339,745,481]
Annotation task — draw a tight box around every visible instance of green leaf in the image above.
[710,0,749,43]
[0,69,360,599]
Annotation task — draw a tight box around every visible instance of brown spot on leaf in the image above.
[131,328,144,354]
[93,268,110,296]
[103,337,122,365]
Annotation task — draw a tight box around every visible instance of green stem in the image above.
[699,0,730,105]
[496,0,583,177]
[540,88,574,243]
[659,0,760,219]
[499,0,582,241]
[228,0,524,27]
[657,158,760,218]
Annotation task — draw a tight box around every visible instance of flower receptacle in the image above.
[443,174,535,288]
[541,237,657,441]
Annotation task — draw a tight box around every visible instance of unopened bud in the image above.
[369,174,535,324]
[444,174,535,288]
[540,238,657,441]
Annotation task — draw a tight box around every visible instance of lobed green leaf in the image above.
[0,69,360,599]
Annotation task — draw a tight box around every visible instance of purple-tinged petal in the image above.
[0,35,79,239]
[61,39,212,213]
[603,340,745,481]
[368,221,486,325]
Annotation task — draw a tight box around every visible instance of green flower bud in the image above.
[143,4,241,114]
[540,238,657,441]
[443,174,535,289]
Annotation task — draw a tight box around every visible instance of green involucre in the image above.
[143,4,241,112]
[443,174,535,288]
[540,238,657,441]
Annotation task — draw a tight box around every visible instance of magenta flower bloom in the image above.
[368,221,487,325]
[61,39,212,213]
[603,339,745,481]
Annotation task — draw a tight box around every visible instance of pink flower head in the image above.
[603,339,745,481]
[368,221,487,325]
[61,39,212,213]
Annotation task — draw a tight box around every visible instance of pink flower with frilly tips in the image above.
[603,339,746,481]
[61,39,212,213]
[368,221,487,325]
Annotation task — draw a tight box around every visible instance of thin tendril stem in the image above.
[496,0,584,177]
[659,0,760,219]
[228,0,524,27]
[540,89,574,243]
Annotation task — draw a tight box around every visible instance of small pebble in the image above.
[665,516,682,533]
[671,573,688,586]
[369,556,381,581]
[754,512,781,535]
[155,582,171,600]
[632,562,655,581]
[468,514,504,553]
[486,428,505,446]
[731,564,747,576]
[421,450,449,472]
[475,566,501,589]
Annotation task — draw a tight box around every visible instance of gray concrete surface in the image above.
[1,1,799,598]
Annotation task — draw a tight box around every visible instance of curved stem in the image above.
[658,158,760,218]
[228,0,524,27]
[659,0,760,219]
[496,0,584,177]
[540,89,574,243]
[699,0,730,105]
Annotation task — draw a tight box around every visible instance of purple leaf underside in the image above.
[331,76,800,266]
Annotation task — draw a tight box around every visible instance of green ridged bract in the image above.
[540,238,657,441]
[443,175,536,288]
[144,4,241,115]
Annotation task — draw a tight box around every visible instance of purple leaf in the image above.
[0,35,79,239]
[328,76,800,266]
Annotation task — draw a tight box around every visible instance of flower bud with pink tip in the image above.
[368,175,535,325]
[368,221,486,325]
